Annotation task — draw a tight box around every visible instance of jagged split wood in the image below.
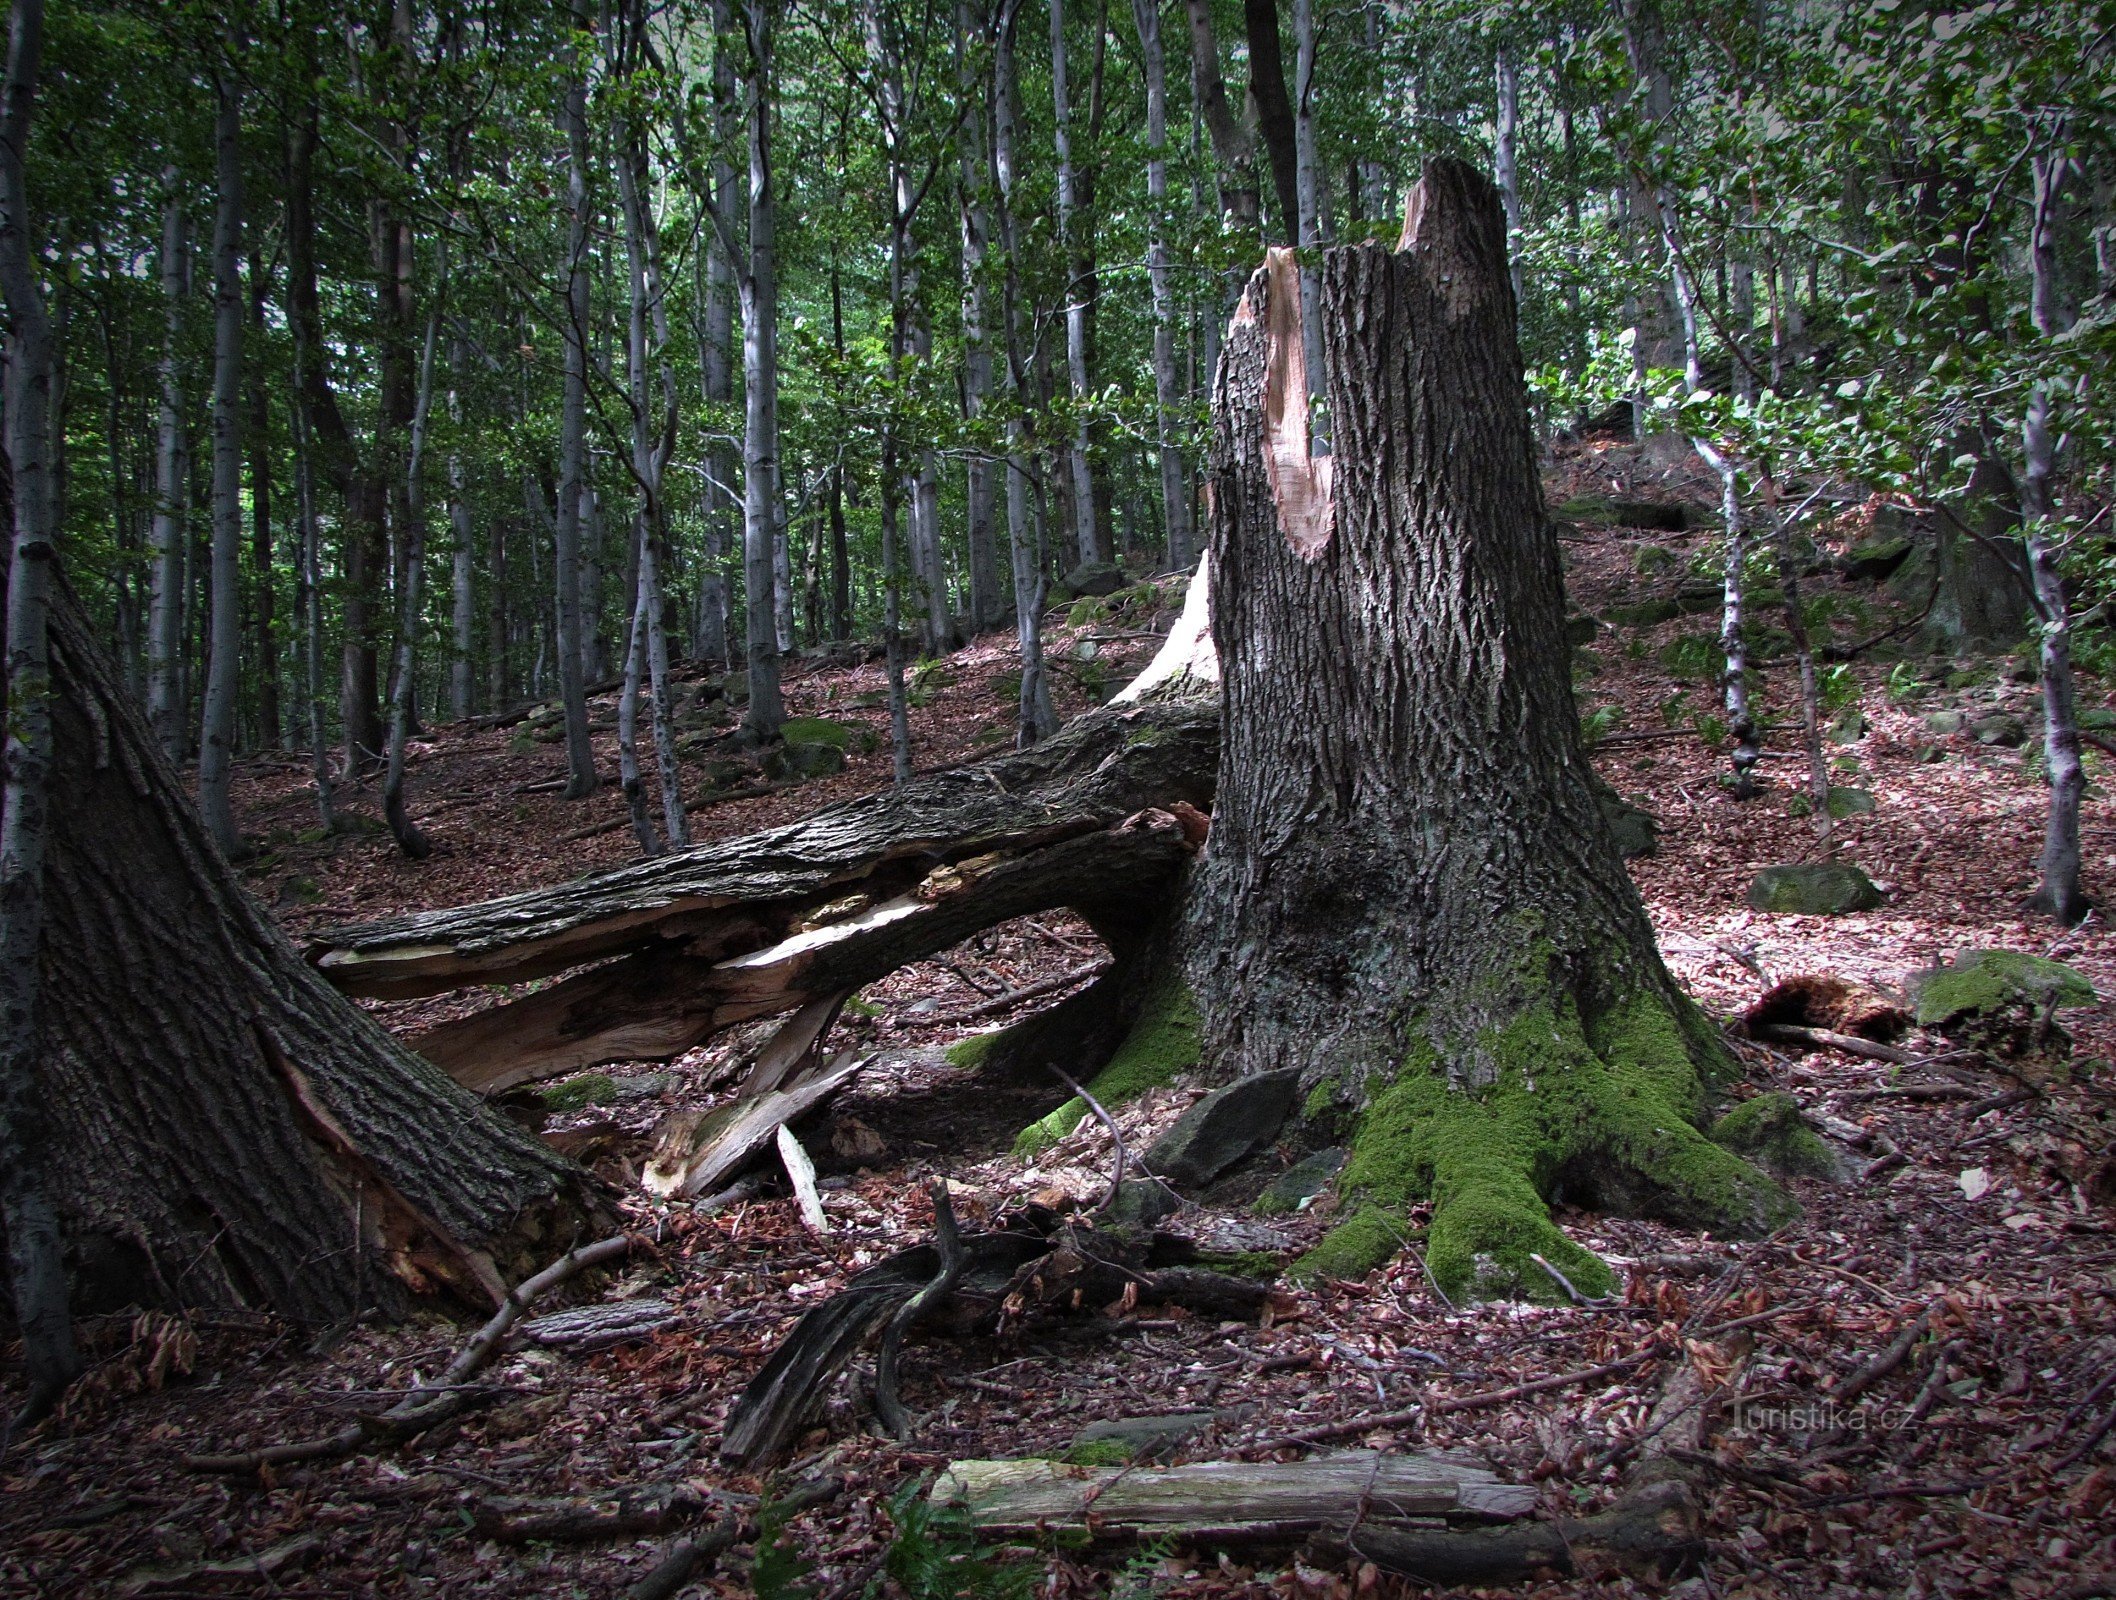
[309,698,1217,1094]
[641,1051,865,1199]
[28,577,594,1323]
[930,1452,1538,1541]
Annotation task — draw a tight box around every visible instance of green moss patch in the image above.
[538,1072,619,1111]
[1058,1439,1133,1468]
[1303,980,1790,1302]
[945,1030,1000,1069]
[1913,948,2095,1028]
[1010,977,1203,1161]
[1292,1204,1405,1282]
[1711,1092,1841,1181]
[779,716,876,754]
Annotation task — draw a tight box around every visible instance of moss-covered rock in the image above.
[762,741,846,782]
[1634,544,1680,576]
[1011,977,1203,1161]
[1844,535,1911,581]
[1912,948,2096,1029]
[1295,979,1791,1301]
[1826,786,1876,818]
[1746,862,1883,915]
[776,716,869,752]
[1710,1092,1841,1181]
[1291,1204,1405,1282]
[1971,713,2027,748]
[1603,598,1681,629]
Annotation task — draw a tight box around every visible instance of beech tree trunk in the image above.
[1182,162,1785,1301]
[197,57,245,860]
[554,10,602,798]
[23,574,592,1323]
[147,182,187,763]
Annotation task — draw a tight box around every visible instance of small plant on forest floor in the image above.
[1693,712,1728,747]
[1108,1537,1181,1600]
[873,1477,1033,1600]
[1821,663,1861,715]
[1887,662,1929,703]
[1579,704,1624,749]
[750,1494,815,1600]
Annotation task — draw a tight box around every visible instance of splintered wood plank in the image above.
[930,1452,1538,1534]
[640,1054,866,1200]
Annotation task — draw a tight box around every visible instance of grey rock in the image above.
[1922,710,1968,736]
[1068,1412,1216,1464]
[1255,1147,1345,1215]
[761,741,847,782]
[1144,1069,1303,1190]
[1825,786,1876,818]
[1971,714,2026,748]
[1746,862,1884,916]
[1600,791,1660,859]
[1102,1178,1180,1231]
[1063,559,1126,597]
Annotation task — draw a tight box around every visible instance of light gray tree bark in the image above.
[1131,0,1192,571]
[554,7,600,796]
[739,0,786,739]
[958,0,1002,633]
[1289,0,1327,444]
[289,308,335,830]
[382,288,440,862]
[2024,126,2086,924]
[690,0,740,669]
[1494,44,1523,305]
[1050,0,1098,567]
[148,180,188,763]
[198,58,245,861]
[448,342,473,722]
[0,0,78,1425]
[992,0,1055,745]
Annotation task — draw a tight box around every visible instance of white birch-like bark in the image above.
[1494,45,1523,306]
[1050,0,1098,565]
[739,0,786,737]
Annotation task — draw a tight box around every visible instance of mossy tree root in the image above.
[1297,974,1791,1302]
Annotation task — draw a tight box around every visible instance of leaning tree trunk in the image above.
[25,574,594,1323]
[1179,162,1788,1302]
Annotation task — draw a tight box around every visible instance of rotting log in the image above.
[929,1453,1539,1539]
[309,696,1218,1001]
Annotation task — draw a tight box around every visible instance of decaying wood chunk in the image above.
[641,1053,866,1199]
[470,1482,705,1543]
[929,1452,1538,1537]
[518,1298,679,1352]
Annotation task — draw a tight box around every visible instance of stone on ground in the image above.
[1144,1068,1302,1190]
[1746,862,1883,915]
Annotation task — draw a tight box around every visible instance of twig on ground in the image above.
[919,961,1107,1027]
[1832,1306,1931,1403]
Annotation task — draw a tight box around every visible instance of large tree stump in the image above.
[1178,160,1788,1300]
[21,580,595,1322]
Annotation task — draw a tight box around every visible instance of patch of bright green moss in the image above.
[945,1030,999,1069]
[1058,1438,1133,1467]
[1310,973,1789,1302]
[779,716,875,753]
[1302,1075,1341,1118]
[1914,949,2096,1028]
[539,1072,619,1111]
[1010,977,1203,1161]
[1292,1204,1404,1282]
[1711,1092,1840,1181]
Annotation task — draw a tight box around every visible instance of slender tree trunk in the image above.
[382,299,440,861]
[959,0,1002,633]
[1494,45,1524,306]
[290,347,335,830]
[993,0,1055,745]
[245,250,280,750]
[739,0,786,739]
[553,9,600,796]
[1289,0,1327,442]
[448,355,473,722]
[1182,0,1259,238]
[1693,440,1758,798]
[198,60,246,862]
[1185,164,1786,1302]
[1131,0,1192,571]
[0,0,79,1422]
[1242,0,1298,243]
[1050,0,1098,568]
[2025,134,2086,924]
[690,0,739,670]
[828,258,852,641]
[618,559,657,856]
[148,183,187,763]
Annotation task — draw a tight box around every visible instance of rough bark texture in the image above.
[1183,161,1785,1301]
[26,577,592,1324]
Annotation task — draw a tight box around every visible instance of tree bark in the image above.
[1050,0,1099,567]
[739,0,786,739]
[382,298,440,861]
[198,58,246,861]
[1182,162,1786,1301]
[147,181,187,764]
[1181,0,1259,239]
[1242,0,1299,244]
[958,0,1002,633]
[245,249,281,749]
[1131,0,1193,572]
[21,572,593,1323]
[554,7,601,798]
[992,0,1056,745]
[0,0,80,1418]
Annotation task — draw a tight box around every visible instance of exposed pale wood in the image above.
[409,820,1194,1093]
[776,1125,829,1234]
[740,991,848,1099]
[641,1055,865,1199]
[311,697,1216,1000]
[930,1452,1538,1535]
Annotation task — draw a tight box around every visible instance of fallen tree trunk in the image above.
[310,697,1217,1001]
[931,1453,1538,1538]
[407,809,1200,1092]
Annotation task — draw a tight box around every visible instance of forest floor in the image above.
[6,437,2116,1600]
